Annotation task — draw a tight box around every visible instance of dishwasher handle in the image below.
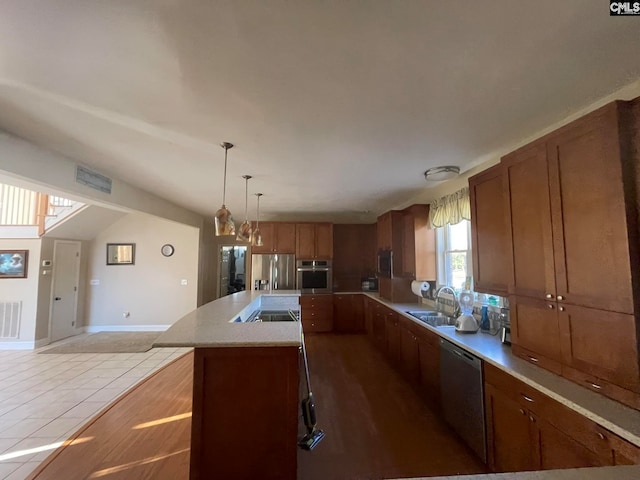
[440,338,482,370]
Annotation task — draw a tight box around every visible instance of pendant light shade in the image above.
[236,175,253,242]
[252,193,264,247]
[214,142,236,236]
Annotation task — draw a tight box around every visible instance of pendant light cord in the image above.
[244,176,249,221]
[222,146,228,205]
[256,194,261,228]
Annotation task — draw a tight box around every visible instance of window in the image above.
[436,219,471,291]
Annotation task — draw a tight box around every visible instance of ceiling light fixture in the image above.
[236,175,253,242]
[424,166,460,182]
[252,193,264,247]
[214,142,236,236]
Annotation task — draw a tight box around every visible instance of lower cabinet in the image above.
[416,327,440,407]
[333,294,365,333]
[483,362,633,473]
[399,319,420,385]
[385,310,401,365]
[300,295,333,332]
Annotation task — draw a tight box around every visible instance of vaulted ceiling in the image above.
[0,1,638,222]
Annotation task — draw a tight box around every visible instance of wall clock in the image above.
[161,244,175,257]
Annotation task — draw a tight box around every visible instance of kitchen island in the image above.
[154,290,302,480]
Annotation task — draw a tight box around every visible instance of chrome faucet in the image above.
[435,286,460,320]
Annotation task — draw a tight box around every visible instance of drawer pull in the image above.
[559,306,565,312]
[597,432,606,440]
[527,356,539,363]
[557,295,564,301]
[519,408,526,416]
[545,293,554,299]
[522,394,534,403]
[547,304,554,309]
[587,381,602,390]
[529,415,536,423]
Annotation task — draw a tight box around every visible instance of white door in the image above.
[50,241,81,342]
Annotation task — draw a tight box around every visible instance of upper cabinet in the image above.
[469,164,509,295]
[500,100,640,409]
[252,222,296,254]
[402,205,436,281]
[296,223,333,259]
[504,102,635,314]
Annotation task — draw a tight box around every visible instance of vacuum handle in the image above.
[300,332,313,394]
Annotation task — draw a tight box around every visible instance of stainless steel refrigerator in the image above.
[251,254,296,291]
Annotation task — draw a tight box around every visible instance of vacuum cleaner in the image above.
[298,331,325,451]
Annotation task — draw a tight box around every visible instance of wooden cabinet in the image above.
[300,295,333,332]
[401,205,436,281]
[296,223,333,259]
[469,164,509,295]
[416,326,440,407]
[510,295,563,375]
[333,293,365,333]
[399,319,420,384]
[190,346,299,480]
[503,140,555,300]
[371,303,387,353]
[332,224,377,292]
[364,296,375,339]
[384,309,401,365]
[484,382,535,472]
[558,304,640,398]
[502,101,640,408]
[251,222,296,254]
[484,363,613,474]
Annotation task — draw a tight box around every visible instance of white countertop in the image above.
[361,292,640,449]
[153,290,301,348]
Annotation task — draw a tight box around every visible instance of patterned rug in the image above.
[39,331,161,354]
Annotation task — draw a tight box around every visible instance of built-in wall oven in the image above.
[296,260,332,294]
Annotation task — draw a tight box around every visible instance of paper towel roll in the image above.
[411,280,431,298]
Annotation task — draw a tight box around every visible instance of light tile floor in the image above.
[0,344,192,480]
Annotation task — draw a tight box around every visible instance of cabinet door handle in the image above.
[587,381,602,390]
[545,293,554,299]
[519,408,526,416]
[547,304,554,309]
[527,356,539,363]
[529,415,536,423]
[559,306,565,312]
[557,295,564,301]
[597,432,606,441]
[522,394,534,403]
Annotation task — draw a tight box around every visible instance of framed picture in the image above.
[106,243,135,265]
[0,250,29,278]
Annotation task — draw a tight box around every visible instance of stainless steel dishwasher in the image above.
[439,338,486,462]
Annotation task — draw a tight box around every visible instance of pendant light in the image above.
[252,193,264,247]
[236,175,253,242]
[214,142,236,236]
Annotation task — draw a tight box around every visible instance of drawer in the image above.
[484,362,548,412]
[302,315,333,333]
[300,295,333,308]
[512,344,562,376]
[562,365,640,411]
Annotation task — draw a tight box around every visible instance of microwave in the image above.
[377,249,393,278]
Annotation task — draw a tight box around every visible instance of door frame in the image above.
[48,240,82,343]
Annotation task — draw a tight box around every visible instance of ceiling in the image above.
[0,1,638,223]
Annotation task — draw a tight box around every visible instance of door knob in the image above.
[55,297,62,301]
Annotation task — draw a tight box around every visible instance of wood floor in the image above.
[298,334,486,480]
[28,335,487,480]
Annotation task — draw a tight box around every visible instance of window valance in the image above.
[429,187,471,228]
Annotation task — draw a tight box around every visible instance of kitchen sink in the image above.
[406,310,455,328]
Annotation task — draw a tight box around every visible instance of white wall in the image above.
[85,212,199,329]
[0,238,41,346]
[0,130,203,228]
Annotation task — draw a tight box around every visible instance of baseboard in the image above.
[35,338,50,349]
[0,340,37,350]
[84,325,171,333]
